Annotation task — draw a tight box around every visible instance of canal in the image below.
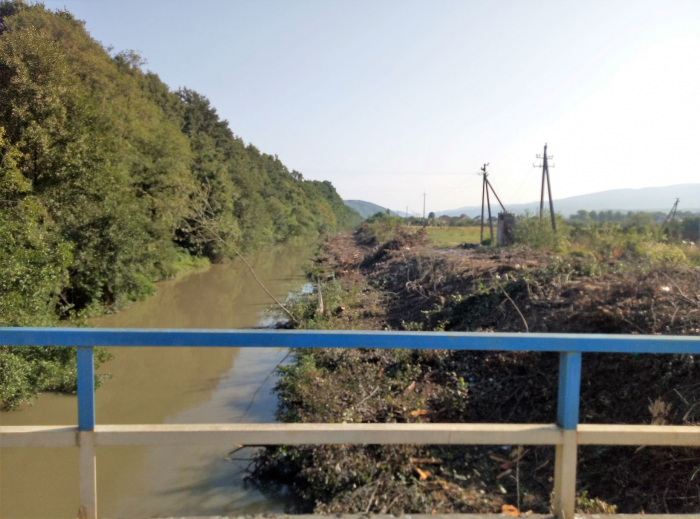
[0,240,316,518]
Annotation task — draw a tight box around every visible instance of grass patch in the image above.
[423,226,483,247]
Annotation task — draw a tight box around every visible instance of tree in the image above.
[0,2,362,409]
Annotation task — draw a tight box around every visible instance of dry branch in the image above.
[190,185,298,323]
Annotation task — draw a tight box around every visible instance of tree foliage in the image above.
[0,1,361,409]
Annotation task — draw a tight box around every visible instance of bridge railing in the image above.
[2,328,700,519]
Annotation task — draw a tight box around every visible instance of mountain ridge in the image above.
[436,183,700,217]
[344,200,402,219]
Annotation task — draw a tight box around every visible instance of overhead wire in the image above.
[349,170,481,213]
[349,166,534,213]
[508,165,540,204]
[427,170,483,196]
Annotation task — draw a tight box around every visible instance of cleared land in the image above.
[254,229,700,515]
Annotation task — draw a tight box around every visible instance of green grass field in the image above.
[422,226,483,247]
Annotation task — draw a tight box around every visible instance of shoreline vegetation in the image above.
[0,2,361,410]
[252,213,700,514]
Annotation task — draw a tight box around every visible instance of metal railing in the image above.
[2,327,700,519]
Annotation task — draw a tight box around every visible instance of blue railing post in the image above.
[76,346,97,519]
[553,351,581,519]
[77,346,95,431]
[557,352,581,429]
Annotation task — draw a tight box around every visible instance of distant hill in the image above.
[344,200,402,219]
[437,184,700,218]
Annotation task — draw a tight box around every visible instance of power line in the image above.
[508,165,540,204]
[304,170,474,176]
[346,171,482,203]
[440,172,482,193]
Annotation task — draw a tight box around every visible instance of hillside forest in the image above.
[0,2,361,409]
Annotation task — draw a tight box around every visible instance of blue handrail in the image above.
[2,327,700,353]
[3,327,699,432]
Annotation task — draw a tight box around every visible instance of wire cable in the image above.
[508,165,540,204]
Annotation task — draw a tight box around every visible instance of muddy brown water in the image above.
[0,240,316,518]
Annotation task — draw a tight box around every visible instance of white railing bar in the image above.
[3,423,700,448]
[577,424,700,446]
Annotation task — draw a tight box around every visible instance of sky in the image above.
[45,0,700,214]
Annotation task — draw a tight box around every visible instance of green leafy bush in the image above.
[0,346,112,410]
[511,211,566,250]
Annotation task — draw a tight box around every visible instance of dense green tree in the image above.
[0,1,360,409]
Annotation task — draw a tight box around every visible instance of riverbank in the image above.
[253,229,700,514]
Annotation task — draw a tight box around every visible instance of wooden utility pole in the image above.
[480,170,486,243]
[423,192,427,223]
[485,173,494,240]
[479,164,507,244]
[662,198,680,229]
[535,143,556,232]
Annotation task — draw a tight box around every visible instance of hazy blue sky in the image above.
[46,0,700,213]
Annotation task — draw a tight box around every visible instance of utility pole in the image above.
[485,169,494,241]
[423,192,427,222]
[479,164,507,244]
[480,169,486,243]
[534,143,556,232]
[661,198,680,229]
